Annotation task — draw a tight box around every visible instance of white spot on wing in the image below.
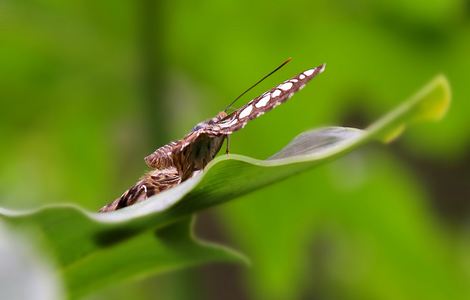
[299,74,305,80]
[304,69,314,76]
[219,117,238,127]
[278,82,293,91]
[255,95,270,108]
[239,105,253,118]
[272,89,281,97]
[319,63,326,73]
[141,185,148,194]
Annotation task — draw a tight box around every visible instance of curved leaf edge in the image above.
[0,74,451,227]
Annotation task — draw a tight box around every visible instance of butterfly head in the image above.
[191,111,228,132]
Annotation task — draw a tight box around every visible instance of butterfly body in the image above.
[99,64,325,212]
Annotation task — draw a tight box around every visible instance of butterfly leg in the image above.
[225,135,230,155]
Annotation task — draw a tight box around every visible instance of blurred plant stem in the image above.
[138,0,170,147]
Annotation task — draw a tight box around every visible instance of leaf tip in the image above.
[413,74,451,122]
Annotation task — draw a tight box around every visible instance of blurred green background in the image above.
[1,0,469,299]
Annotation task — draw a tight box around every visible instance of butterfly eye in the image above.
[216,111,228,119]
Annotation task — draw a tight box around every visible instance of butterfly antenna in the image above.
[224,57,292,112]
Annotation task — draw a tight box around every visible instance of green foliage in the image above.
[0,76,452,298]
[1,1,469,299]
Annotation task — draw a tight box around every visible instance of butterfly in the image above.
[99,62,325,212]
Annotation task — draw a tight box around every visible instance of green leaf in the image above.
[63,217,246,298]
[0,75,450,297]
